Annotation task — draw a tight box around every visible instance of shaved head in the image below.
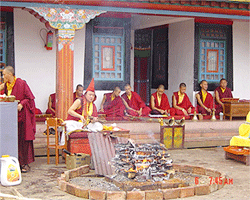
[125,84,131,88]
[158,84,165,90]
[113,86,121,97]
[113,86,121,92]
[4,66,15,76]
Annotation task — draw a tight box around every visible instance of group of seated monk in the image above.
[46,84,84,117]
[58,78,233,123]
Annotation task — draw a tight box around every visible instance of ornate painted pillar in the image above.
[27,7,105,119]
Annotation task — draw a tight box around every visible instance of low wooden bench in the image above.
[224,146,250,166]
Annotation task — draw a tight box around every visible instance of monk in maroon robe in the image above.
[196,80,214,119]
[214,78,233,115]
[68,78,98,124]
[1,66,36,172]
[45,93,56,117]
[121,84,151,116]
[73,84,84,101]
[150,84,170,115]
[170,83,195,117]
[99,87,125,118]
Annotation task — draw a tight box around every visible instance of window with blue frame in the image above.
[199,40,226,82]
[194,23,233,91]
[92,27,124,81]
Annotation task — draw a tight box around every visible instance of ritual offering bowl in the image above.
[5,95,16,102]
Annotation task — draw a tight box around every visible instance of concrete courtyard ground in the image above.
[0,147,249,200]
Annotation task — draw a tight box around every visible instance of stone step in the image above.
[33,120,243,155]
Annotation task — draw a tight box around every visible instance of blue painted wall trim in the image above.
[1,1,250,20]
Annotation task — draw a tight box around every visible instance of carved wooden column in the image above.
[56,29,75,119]
[27,7,105,119]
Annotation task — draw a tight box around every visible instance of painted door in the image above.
[134,29,151,105]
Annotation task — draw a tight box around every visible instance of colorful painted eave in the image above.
[1,0,249,20]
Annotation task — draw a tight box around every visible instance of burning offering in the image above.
[111,140,173,182]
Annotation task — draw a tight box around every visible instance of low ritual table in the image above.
[223,101,250,120]
[67,128,130,156]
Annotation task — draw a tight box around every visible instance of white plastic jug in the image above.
[0,155,22,186]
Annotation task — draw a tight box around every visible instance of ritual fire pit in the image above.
[103,141,182,191]
[58,136,228,200]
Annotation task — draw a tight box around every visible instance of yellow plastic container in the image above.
[0,155,22,186]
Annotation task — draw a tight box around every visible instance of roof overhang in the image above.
[1,0,249,20]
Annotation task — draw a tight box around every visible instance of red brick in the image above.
[218,175,226,190]
[60,173,66,181]
[163,188,181,199]
[209,183,218,193]
[78,165,90,175]
[58,179,67,192]
[194,184,210,195]
[180,165,193,173]
[172,164,181,172]
[75,187,89,199]
[179,186,195,198]
[127,191,145,200]
[89,190,106,200]
[192,167,206,175]
[161,182,175,189]
[69,169,78,179]
[66,182,77,196]
[145,190,163,200]
[205,168,221,177]
[64,171,70,182]
[107,191,126,200]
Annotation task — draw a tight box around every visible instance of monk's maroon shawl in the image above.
[150,92,170,111]
[214,87,233,114]
[121,91,151,116]
[5,78,36,140]
[103,93,125,117]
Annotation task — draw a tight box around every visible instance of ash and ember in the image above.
[69,142,211,191]
[111,141,173,182]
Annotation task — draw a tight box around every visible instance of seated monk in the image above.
[170,83,195,117]
[196,80,214,118]
[45,93,56,117]
[150,84,170,115]
[68,78,98,125]
[73,84,84,101]
[121,84,151,117]
[214,78,233,115]
[99,87,125,118]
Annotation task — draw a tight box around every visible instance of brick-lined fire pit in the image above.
[111,142,173,183]
[57,164,227,200]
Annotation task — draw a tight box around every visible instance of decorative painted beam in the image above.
[1,1,249,20]
[28,7,105,119]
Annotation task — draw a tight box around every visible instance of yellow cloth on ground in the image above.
[230,111,250,147]
[230,136,250,147]
[239,124,250,137]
